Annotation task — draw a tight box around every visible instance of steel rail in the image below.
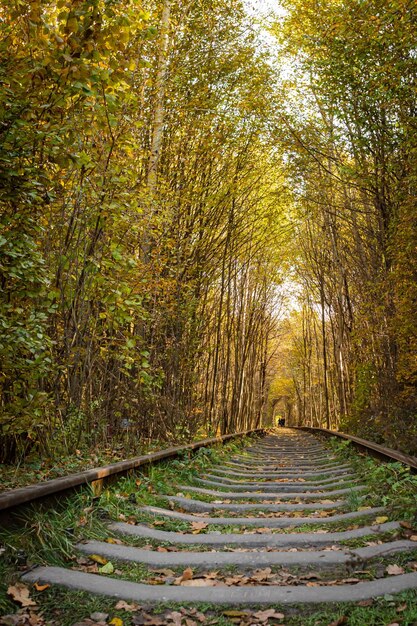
[295,426,417,471]
[0,429,265,512]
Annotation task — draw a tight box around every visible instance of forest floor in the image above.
[2,433,417,626]
[0,436,195,492]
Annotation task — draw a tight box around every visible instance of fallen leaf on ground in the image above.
[7,583,36,607]
[191,522,208,533]
[89,554,108,565]
[174,567,194,584]
[33,583,49,591]
[153,568,176,577]
[165,612,183,626]
[253,608,285,621]
[250,568,272,582]
[181,578,217,587]
[386,564,405,576]
[1,610,45,626]
[114,601,140,611]
[400,521,413,529]
[109,618,123,626]
[99,561,114,574]
[375,516,389,524]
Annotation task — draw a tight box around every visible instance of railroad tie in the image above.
[23,429,417,606]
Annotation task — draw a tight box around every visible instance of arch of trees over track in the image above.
[1,0,417,468]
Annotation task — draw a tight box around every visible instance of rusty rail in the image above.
[0,429,265,512]
[295,426,417,471]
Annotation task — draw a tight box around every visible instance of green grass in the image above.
[284,590,417,625]
[327,438,417,519]
[0,435,259,615]
[21,586,417,626]
[3,432,417,625]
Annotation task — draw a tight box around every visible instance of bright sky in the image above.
[244,0,286,18]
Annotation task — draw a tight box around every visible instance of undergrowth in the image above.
[328,438,417,519]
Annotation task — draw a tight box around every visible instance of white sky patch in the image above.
[242,0,288,73]
[244,0,286,17]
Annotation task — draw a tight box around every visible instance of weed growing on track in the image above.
[12,586,417,626]
[328,438,417,519]
[0,436,258,616]
[2,434,417,625]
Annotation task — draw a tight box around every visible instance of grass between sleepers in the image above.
[2,432,417,625]
[6,585,417,626]
[0,435,259,613]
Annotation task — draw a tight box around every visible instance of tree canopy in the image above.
[1,0,416,462]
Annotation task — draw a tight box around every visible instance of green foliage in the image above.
[0,0,284,459]
[330,439,417,518]
[272,0,417,447]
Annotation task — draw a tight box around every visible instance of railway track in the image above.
[21,428,417,610]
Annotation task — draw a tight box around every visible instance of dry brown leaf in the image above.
[386,564,405,576]
[174,567,194,584]
[165,610,183,626]
[253,608,285,621]
[343,577,361,584]
[153,568,176,577]
[190,522,208,533]
[182,567,194,581]
[147,577,166,585]
[181,578,217,587]
[399,521,413,529]
[28,611,45,626]
[409,535,417,541]
[225,575,248,585]
[33,583,49,592]
[7,583,37,607]
[114,600,140,611]
[251,568,272,582]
